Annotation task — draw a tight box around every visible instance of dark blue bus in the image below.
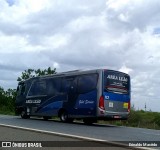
[15,69,131,124]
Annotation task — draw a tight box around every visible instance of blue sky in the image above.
[153,27,160,35]
[6,0,15,6]
[0,0,160,112]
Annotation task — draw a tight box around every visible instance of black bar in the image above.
[0,141,160,147]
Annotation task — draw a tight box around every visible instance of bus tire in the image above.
[60,111,72,123]
[21,111,30,119]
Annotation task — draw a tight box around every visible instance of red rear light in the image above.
[99,96,105,110]
[128,101,130,112]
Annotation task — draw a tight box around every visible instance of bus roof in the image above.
[18,69,129,83]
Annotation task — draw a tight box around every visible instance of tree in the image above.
[17,69,34,81]
[0,86,5,106]
[0,86,5,95]
[17,67,56,81]
[5,88,16,98]
[35,67,56,76]
[0,87,16,112]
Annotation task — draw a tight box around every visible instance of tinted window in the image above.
[17,83,26,96]
[104,71,130,94]
[62,77,77,93]
[47,78,61,95]
[28,80,47,96]
[78,74,98,94]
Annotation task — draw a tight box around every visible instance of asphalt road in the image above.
[0,126,129,150]
[0,115,160,149]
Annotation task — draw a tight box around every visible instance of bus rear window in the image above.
[104,71,130,94]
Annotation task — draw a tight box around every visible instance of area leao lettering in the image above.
[26,100,41,104]
[107,75,128,82]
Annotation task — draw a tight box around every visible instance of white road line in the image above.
[1,123,105,141]
[142,132,160,136]
[0,123,156,150]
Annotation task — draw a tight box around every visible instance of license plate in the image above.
[114,115,120,119]
[109,102,113,108]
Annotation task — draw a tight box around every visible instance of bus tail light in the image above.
[99,96,105,110]
[128,101,130,112]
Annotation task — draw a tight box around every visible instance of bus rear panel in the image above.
[97,70,130,120]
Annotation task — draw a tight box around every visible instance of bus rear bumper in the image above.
[98,111,130,120]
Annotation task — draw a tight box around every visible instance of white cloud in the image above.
[53,62,60,69]
[119,65,132,74]
[0,0,160,111]
[43,34,71,49]
[106,0,131,11]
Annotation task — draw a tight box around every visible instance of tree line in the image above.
[0,67,56,114]
[0,87,16,114]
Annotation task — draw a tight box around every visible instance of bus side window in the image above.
[62,79,72,93]
[62,77,77,94]
[21,84,25,95]
[47,78,61,96]
[78,74,98,94]
[28,80,47,96]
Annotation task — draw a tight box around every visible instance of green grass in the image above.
[98,110,160,130]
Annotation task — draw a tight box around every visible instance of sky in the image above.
[0,0,160,112]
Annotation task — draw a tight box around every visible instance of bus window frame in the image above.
[27,79,47,98]
[77,73,98,94]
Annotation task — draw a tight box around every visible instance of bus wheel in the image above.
[21,111,30,119]
[60,111,69,122]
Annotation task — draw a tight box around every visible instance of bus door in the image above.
[62,76,78,115]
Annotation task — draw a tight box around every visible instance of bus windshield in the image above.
[104,70,130,94]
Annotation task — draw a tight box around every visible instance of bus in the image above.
[15,69,131,124]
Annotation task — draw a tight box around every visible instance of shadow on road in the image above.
[16,116,118,128]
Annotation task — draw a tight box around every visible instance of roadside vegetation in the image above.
[0,87,16,115]
[101,109,160,130]
[0,67,160,130]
